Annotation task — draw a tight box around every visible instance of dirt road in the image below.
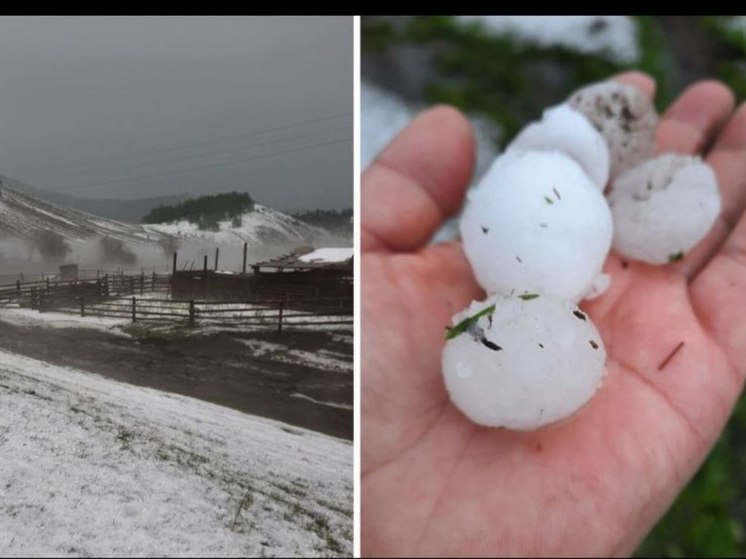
[0,321,352,440]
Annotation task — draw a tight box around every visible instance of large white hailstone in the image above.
[568,81,657,179]
[608,154,721,265]
[442,293,607,430]
[507,103,610,190]
[460,151,613,302]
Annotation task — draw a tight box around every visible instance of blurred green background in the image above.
[362,15,746,557]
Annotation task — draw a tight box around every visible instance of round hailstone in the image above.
[442,293,607,430]
[460,151,613,302]
[568,81,657,179]
[608,154,721,265]
[507,103,610,190]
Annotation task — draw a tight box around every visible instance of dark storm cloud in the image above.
[0,16,352,212]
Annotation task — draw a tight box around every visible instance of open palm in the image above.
[361,72,746,557]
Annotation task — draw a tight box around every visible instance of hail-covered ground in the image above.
[0,349,352,557]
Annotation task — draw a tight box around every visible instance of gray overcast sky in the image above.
[0,16,352,212]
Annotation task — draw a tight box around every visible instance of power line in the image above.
[51,136,352,192]
[23,123,351,182]
[6,112,351,174]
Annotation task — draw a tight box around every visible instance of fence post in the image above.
[242,242,248,274]
[16,280,20,296]
[203,255,208,272]
[140,271,144,294]
[277,301,284,334]
[80,298,85,317]
[189,300,195,326]
[132,296,136,323]
[214,247,220,271]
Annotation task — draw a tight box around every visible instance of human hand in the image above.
[361,72,746,556]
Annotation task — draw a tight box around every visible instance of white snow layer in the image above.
[0,307,128,333]
[456,15,639,64]
[0,350,352,557]
[144,204,333,247]
[298,248,353,264]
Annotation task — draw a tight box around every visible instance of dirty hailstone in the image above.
[460,150,613,302]
[442,293,607,430]
[608,153,721,265]
[568,80,657,179]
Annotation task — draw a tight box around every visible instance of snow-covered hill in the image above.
[145,205,338,247]
[0,181,347,264]
[0,182,161,243]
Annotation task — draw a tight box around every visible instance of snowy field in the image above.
[238,339,352,376]
[0,299,352,336]
[0,350,353,557]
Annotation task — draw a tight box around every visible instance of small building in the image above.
[59,263,79,282]
[169,247,353,311]
[251,247,353,303]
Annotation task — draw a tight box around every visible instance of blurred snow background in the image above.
[361,15,746,245]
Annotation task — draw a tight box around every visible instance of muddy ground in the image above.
[0,321,352,440]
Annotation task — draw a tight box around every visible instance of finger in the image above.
[689,208,746,375]
[676,102,746,279]
[362,105,475,253]
[613,71,656,100]
[654,81,734,154]
[707,103,746,228]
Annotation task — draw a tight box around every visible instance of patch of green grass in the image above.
[116,426,134,448]
[270,480,308,499]
[307,514,344,555]
[231,488,254,532]
[365,16,745,150]
[636,394,746,557]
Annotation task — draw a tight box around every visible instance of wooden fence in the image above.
[0,271,352,332]
[0,272,171,307]
[39,296,352,332]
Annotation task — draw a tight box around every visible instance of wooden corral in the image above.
[251,248,353,302]
[0,268,351,331]
[169,248,353,312]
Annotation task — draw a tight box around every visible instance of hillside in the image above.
[0,182,161,244]
[0,176,188,223]
[0,180,347,273]
[145,204,339,247]
[0,348,352,556]
[0,181,342,247]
